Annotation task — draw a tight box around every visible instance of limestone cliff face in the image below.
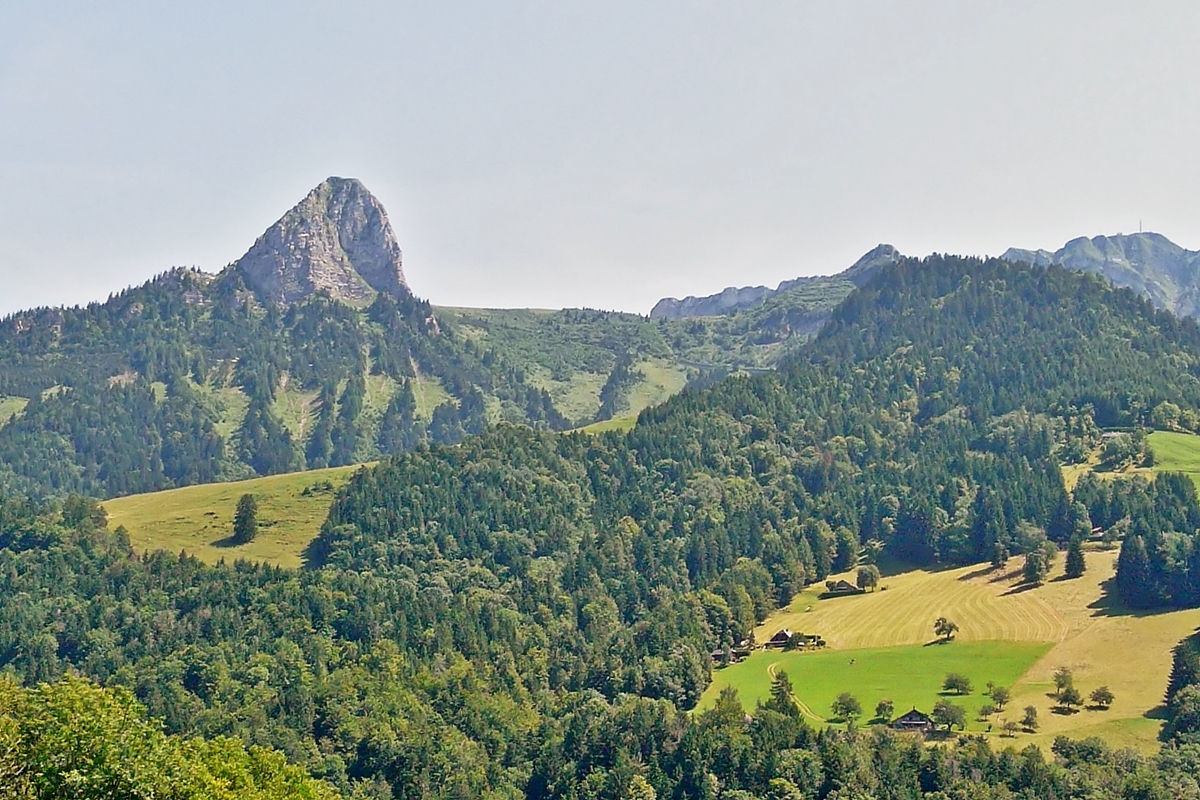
[235,177,409,304]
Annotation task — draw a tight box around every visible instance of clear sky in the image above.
[2,1,1198,316]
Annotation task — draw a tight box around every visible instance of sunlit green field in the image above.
[102,465,365,568]
[701,641,1051,731]
[1147,430,1200,485]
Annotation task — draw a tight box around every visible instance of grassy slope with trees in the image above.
[8,256,1200,797]
[102,464,364,568]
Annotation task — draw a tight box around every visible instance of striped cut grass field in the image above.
[703,550,1200,751]
[102,465,365,569]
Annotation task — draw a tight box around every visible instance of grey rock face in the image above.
[650,284,775,320]
[236,177,409,304]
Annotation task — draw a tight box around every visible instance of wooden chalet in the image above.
[765,629,794,648]
[824,579,865,596]
[892,708,933,733]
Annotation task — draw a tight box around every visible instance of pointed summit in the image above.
[235,177,409,304]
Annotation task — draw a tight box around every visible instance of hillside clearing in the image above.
[1147,430,1200,486]
[102,465,364,569]
[578,414,638,434]
[0,396,27,425]
[703,550,1200,751]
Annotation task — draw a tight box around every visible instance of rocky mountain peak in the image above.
[235,177,409,304]
[1002,232,1200,318]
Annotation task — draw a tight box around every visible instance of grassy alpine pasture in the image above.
[701,550,1200,751]
[102,464,364,569]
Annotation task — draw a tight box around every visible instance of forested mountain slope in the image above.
[0,265,822,499]
[7,255,1200,797]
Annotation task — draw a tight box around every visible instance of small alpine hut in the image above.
[824,579,864,596]
[892,708,933,734]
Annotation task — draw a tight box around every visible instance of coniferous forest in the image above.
[8,255,1200,796]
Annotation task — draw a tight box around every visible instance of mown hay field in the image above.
[102,464,365,569]
[702,550,1200,751]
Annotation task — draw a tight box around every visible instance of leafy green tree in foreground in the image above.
[988,684,1011,710]
[1090,685,1115,709]
[830,692,862,723]
[942,673,972,695]
[1023,549,1048,585]
[934,617,958,641]
[932,699,966,732]
[1022,705,1039,731]
[874,698,894,722]
[0,675,336,800]
[856,564,881,591]
[232,493,258,545]
[1053,666,1075,698]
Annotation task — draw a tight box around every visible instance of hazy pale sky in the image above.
[2,1,1198,316]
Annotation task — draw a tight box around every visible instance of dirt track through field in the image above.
[766,661,827,722]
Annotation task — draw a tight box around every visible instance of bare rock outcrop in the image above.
[236,177,409,304]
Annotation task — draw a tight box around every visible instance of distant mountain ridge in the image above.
[235,177,409,304]
[649,244,900,319]
[652,233,1200,322]
[1001,233,1200,319]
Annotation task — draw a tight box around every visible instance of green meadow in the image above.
[1147,430,1200,484]
[701,640,1052,731]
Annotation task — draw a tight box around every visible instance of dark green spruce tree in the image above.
[1065,533,1086,579]
[1116,533,1154,608]
[231,493,258,544]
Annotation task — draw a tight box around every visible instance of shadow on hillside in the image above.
[923,638,953,647]
[1001,582,1039,596]
[211,535,244,549]
[958,565,1024,585]
[956,565,995,582]
[871,555,922,579]
[1086,577,1172,619]
[301,535,329,570]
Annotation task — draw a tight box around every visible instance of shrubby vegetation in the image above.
[0,674,336,799]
